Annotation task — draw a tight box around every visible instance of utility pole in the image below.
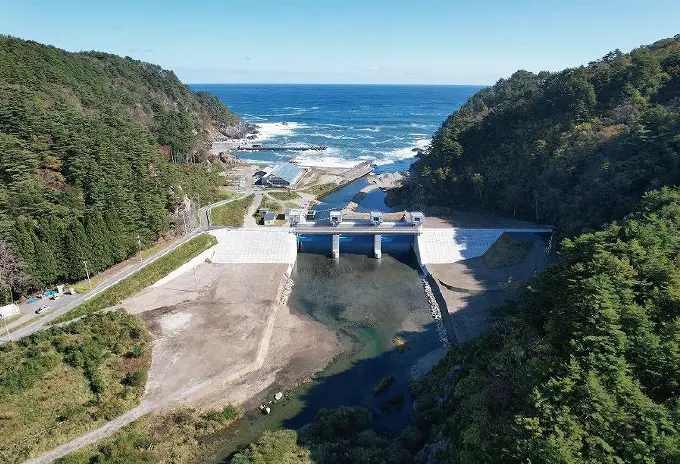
[193,267,198,291]
[137,235,143,262]
[83,261,92,291]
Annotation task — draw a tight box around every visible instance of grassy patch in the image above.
[0,311,150,463]
[52,234,217,324]
[72,281,91,294]
[253,196,284,225]
[258,196,283,213]
[210,195,254,227]
[268,190,300,201]
[303,182,339,198]
[483,234,533,268]
[55,405,243,464]
[8,314,46,333]
[71,237,184,295]
[215,188,236,200]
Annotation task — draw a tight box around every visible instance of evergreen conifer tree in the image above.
[31,235,58,287]
[104,209,130,262]
[63,218,92,282]
[85,208,113,273]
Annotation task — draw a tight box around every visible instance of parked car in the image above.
[36,304,51,314]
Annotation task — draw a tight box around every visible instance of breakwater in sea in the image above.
[237,145,327,152]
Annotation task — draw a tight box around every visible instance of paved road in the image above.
[1,197,244,344]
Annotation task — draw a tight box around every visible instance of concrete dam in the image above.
[203,215,552,272]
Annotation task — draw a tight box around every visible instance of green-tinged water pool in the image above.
[209,250,441,461]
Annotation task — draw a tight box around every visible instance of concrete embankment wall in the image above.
[424,273,457,344]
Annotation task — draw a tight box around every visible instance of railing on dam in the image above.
[293,222,422,236]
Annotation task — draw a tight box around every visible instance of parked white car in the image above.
[36,304,51,314]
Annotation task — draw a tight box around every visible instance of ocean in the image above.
[189,84,482,172]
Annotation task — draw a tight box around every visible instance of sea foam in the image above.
[251,122,308,142]
[374,138,430,165]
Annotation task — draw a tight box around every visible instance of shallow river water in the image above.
[210,243,440,461]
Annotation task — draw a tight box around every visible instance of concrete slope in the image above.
[416,228,551,265]
[210,229,297,264]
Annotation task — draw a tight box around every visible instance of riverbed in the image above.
[209,244,440,461]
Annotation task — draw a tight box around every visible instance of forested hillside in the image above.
[0,36,238,300]
[396,35,680,235]
[395,36,680,463]
[413,187,680,463]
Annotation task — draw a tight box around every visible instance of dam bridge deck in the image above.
[294,223,421,235]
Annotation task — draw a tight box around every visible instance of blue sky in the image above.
[1,0,679,84]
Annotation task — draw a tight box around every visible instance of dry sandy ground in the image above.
[28,263,340,463]
[124,262,340,410]
[428,233,549,343]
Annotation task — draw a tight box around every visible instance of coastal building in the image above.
[256,162,306,189]
[263,212,277,225]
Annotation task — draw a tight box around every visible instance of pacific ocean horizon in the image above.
[189,83,482,172]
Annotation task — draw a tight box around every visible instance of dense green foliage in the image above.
[0,311,150,462]
[233,407,420,464]
[397,35,680,235]
[232,430,311,464]
[194,90,240,129]
[413,187,680,462]
[56,405,244,464]
[0,36,237,299]
[52,233,217,323]
[401,36,680,463]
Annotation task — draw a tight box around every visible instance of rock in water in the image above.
[264,407,271,415]
[275,392,283,401]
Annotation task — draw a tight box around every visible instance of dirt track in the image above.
[27,262,340,463]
